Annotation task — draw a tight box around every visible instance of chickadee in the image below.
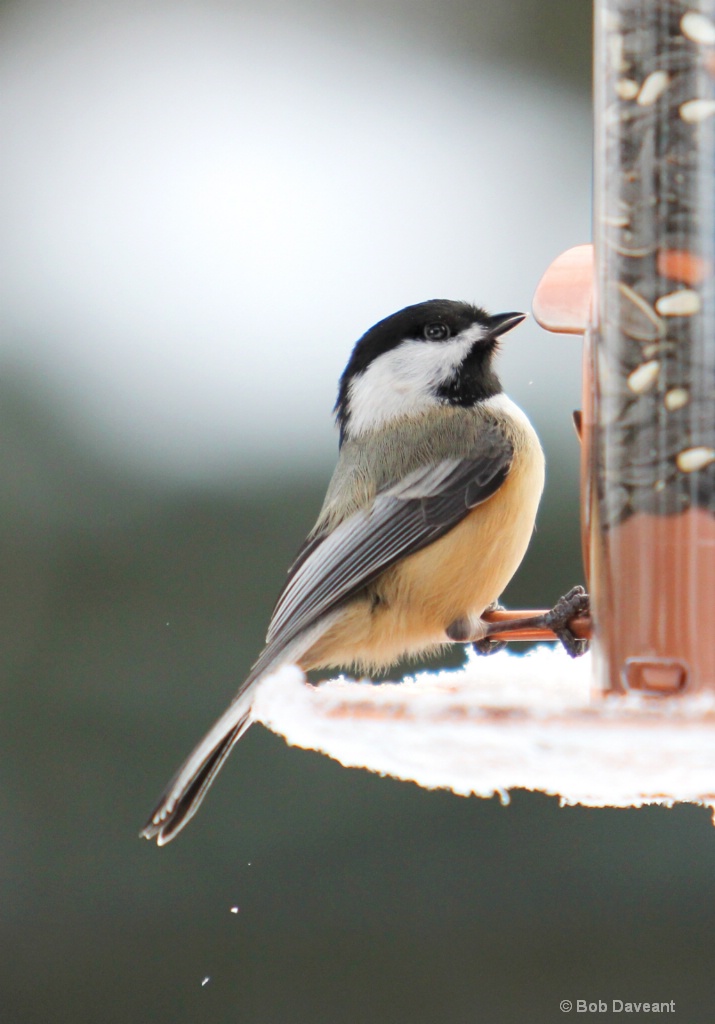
[142,299,549,845]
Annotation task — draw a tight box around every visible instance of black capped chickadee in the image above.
[142,299,585,845]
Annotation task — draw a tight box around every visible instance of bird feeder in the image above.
[537,0,715,694]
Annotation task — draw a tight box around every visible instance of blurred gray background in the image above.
[2,1,714,1021]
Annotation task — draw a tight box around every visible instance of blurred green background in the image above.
[2,1,715,1022]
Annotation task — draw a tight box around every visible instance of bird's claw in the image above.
[471,637,508,656]
[544,585,590,658]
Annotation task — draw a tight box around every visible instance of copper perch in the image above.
[482,608,593,644]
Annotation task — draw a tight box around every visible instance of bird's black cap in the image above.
[340,300,489,382]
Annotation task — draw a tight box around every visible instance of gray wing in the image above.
[260,432,513,665]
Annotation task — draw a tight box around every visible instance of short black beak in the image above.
[484,311,527,338]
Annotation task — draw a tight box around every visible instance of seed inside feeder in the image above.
[664,387,690,411]
[654,289,701,316]
[676,447,715,473]
[681,11,715,46]
[627,360,661,393]
[637,70,670,105]
[656,249,710,285]
[616,283,665,341]
[603,213,630,227]
[680,98,715,122]
[616,78,640,100]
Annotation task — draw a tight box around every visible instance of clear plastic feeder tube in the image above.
[589,0,715,693]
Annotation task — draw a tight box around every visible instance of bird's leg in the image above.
[446,602,508,656]
[468,601,508,656]
[481,586,591,658]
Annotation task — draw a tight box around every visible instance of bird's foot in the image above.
[544,586,590,658]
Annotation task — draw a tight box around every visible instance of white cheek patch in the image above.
[346,327,485,437]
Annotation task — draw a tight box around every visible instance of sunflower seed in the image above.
[681,12,715,46]
[627,360,661,392]
[664,387,690,410]
[655,289,702,315]
[615,283,666,340]
[676,447,715,472]
[616,78,640,100]
[680,98,715,122]
[637,70,671,105]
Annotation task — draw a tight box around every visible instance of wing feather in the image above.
[264,432,513,658]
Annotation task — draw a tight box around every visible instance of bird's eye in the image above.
[423,322,450,341]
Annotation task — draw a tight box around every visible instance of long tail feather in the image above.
[140,618,339,845]
[140,690,254,845]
